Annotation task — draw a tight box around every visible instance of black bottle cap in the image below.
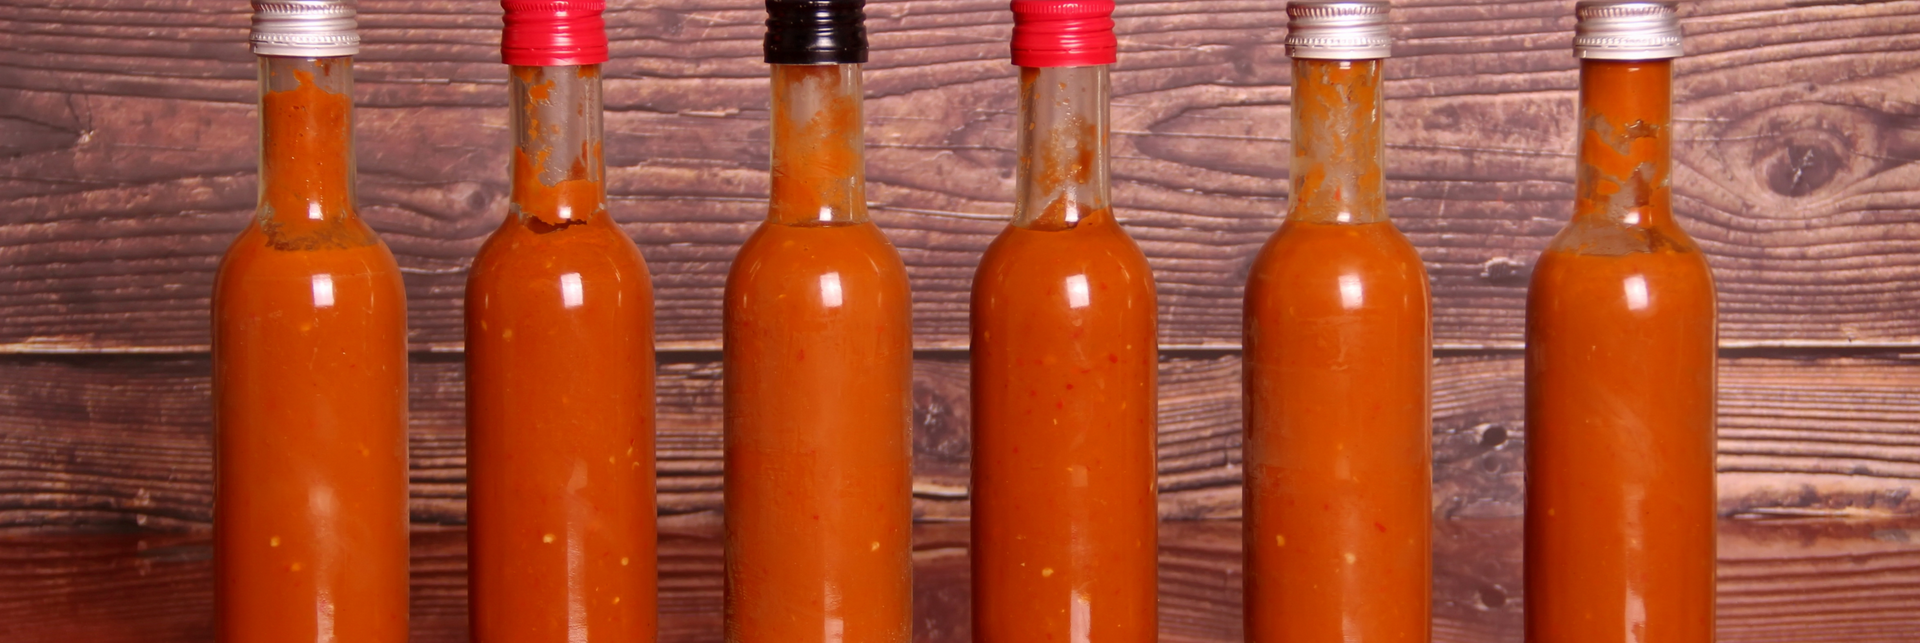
[765,0,868,64]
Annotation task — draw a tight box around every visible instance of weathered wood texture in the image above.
[4,518,1916,643]
[3,352,1916,531]
[3,0,1919,351]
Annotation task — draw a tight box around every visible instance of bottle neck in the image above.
[1013,65,1111,231]
[1575,59,1673,230]
[258,56,356,230]
[510,65,606,231]
[1288,58,1386,225]
[768,64,867,226]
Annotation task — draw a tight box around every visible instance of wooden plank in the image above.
[1717,518,1920,642]
[3,0,1918,352]
[3,517,1915,642]
[3,352,1917,530]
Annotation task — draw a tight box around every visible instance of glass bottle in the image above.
[1243,3,1432,641]
[722,56,914,643]
[971,31,1160,643]
[213,8,410,640]
[1526,3,1716,642]
[466,54,658,642]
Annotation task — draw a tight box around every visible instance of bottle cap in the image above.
[765,0,868,65]
[1574,1,1682,60]
[502,0,609,66]
[251,0,359,57]
[1010,0,1116,68]
[1285,1,1390,60]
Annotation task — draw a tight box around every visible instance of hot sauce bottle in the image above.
[1243,3,1432,641]
[213,3,410,641]
[722,1,914,640]
[1527,3,1716,642]
[466,2,658,640]
[971,2,1159,640]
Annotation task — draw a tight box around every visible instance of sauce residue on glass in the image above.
[465,63,658,642]
[1243,58,1432,643]
[723,62,913,642]
[1525,59,1717,643]
[972,64,1158,643]
[214,57,410,643]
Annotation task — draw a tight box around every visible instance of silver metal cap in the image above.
[1286,1,1391,60]
[251,0,360,57]
[1574,1,1682,60]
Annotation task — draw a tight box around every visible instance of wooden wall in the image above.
[3,0,1920,531]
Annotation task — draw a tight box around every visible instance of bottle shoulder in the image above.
[1250,221,1428,286]
[1544,217,1703,257]
[469,216,649,287]
[1528,239,1716,326]
[976,213,1153,287]
[725,220,909,299]
[216,223,403,288]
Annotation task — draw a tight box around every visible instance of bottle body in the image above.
[1243,58,1433,643]
[213,56,411,643]
[723,63,914,643]
[1525,59,1717,643]
[971,65,1159,643]
[466,64,659,642]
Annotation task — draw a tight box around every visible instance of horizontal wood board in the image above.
[3,0,1920,351]
[3,351,1917,531]
[3,517,1917,642]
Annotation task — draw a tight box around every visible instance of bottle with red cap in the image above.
[1242,2,1433,642]
[216,2,410,640]
[466,2,658,641]
[971,2,1159,641]
[723,1,914,641]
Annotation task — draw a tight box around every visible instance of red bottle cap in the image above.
[502,0,609,66]
[1010,0,1116,68]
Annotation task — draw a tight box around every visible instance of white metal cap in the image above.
[251,0,360,57]
[1574,1,1682,60]
[1285,1,1391,60]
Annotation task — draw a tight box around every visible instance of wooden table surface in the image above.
[2,2,1918,640]
[4,516,1916,642]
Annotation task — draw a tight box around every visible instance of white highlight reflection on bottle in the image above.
[1066,274,1091,309]
[1338,273,1364,310]
[1070,591,1091,643]
[311,274,335,308]
[561,273,585,309]
[1624,274,1650,311]
[820,272,844,308]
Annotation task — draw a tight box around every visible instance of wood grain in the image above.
[3,352,1915,530]
[2,0,1918,352]
[4,517,1915,643]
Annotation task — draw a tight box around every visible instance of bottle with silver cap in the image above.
[1243,3,1432,643]
[1527,3,1717,643]
[213,1,411,642]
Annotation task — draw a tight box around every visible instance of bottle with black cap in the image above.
[1527,3,1716,643]
[723,1,913,641]
[214,1,410,640]
[1243,3,1433,642]
[970,2,1159,641]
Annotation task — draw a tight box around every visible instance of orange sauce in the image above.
[213,58,410,642]
[1526,59,1717,643]
[466,65,657,642]
[1243,58,1432,643]
[972,178,1159,642]
[723,64,913,642]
